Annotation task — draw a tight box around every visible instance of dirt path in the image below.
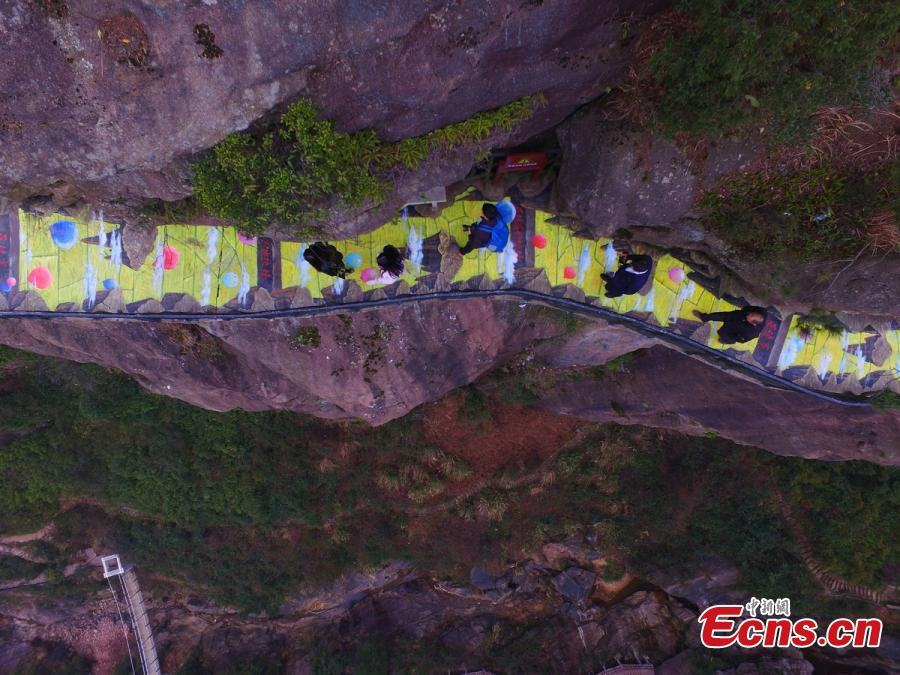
[0,522,56,545]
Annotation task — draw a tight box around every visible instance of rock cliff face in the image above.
[0,299,896,463]
[0,298,565,423]
[553,101,900,316]
[0,0,663,215]
[2,543,895,674]
[533,344,900,464]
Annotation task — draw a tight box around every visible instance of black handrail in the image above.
[0,288,875,408]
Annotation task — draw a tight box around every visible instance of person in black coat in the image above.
[694,306,767,344]
[601,252,653,298]
[303,242,347,278]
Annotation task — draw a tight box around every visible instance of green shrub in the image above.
[458,386,493,423]
[0,554,46,582]
[191,96,542,235]
[869,390,900,410]
[290,326,321,349]
[795,308,846,337]
[647,0,900,137]
[779,457,900,587]
[699,162,897,262]
[192,100,384,236]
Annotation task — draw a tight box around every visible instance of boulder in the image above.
[1,0,662,233]
[387,280,411,297]
[438,231,463,280]
[287,287,314,309]
[342,281,364,304]
[557,110,760,237]
[162,293,201,313]
[241,287,275,313]
[91,289,125,313]
[466,274,494,291]
[552,567,595,604]
[363,288,388,302]
[128,298,165,314]
[9,291,49,311]
[551,284,586,303]
[469,567,495,592]
[411,274,451,295]
[515,268,552,295]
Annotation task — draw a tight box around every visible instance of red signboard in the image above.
[494,152,549,181]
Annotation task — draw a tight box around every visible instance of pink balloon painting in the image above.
[162,246,180,270]
[27,267,52,289]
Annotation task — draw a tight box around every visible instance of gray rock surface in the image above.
[0,0,665,222]
[552,567,596,604]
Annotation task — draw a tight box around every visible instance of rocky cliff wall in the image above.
[0,0,664,216]
[0,298,896,463]
[553,102,900,317]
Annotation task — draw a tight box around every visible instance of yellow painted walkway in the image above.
[7,198,899,396]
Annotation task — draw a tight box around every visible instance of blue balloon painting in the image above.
[222,271,239,288]
[345,252,363,269]
[50,220,78,250]
[103,278,118,291]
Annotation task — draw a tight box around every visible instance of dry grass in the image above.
[606,11,698,128]
[476,492,509,521]
[806,105,900,169]
[864,210,900,252]
[425,449,472,481]
[158,323,226,361]
[375,453,470,503]
[770,104,900,173]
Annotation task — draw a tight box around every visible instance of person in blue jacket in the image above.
[458,201,514,255]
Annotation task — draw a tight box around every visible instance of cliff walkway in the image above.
[0,194,897,407]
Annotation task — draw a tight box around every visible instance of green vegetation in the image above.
[606,437,818,606]
[779,456,900,588]
[458,385,493,423]
[795,308,846,337]
[699,160,899,263]
[310,637,391,675]
[646,0,899,137]
[869,390,900,410]
[0,347,895,618]
[0,554,45,582]
[290,325,321,349]
[191,96,542,235]
[589,353,634,378]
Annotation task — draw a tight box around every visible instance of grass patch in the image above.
[290,325,321,349]
[0,346,895,618]
[0,554,46,582]
[590,353,635,378]
[458,386,493,423]
[795,308,846,338]
[699,160,899,263]
[645,0,899,138]
[869,390,900,410]
[191,96,542,235]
